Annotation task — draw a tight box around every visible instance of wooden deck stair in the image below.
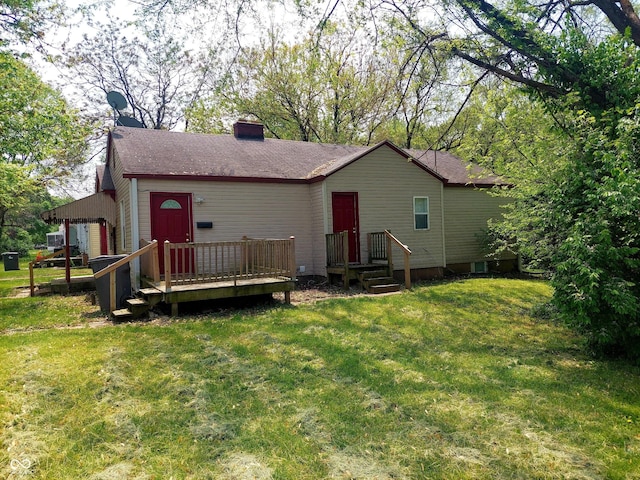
[111,287,163,321]
[357,269,401,294]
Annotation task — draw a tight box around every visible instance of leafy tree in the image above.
[351,0,640,360]
[444,3,640,360]
[191,24,400,144]
[0,50,89,248]
[0,0,62,47]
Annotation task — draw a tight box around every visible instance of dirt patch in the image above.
[217,453,273,480]
[275,277,366,305]
[8,287,31,298]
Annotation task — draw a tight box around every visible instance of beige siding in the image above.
[325,145,445,269]
[443,187,512,265]
[136,180,315,275]
[88,223,101,258]
[309,182,327,275]
[110,148,132,254]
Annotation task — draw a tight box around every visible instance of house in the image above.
[42,121,515,311]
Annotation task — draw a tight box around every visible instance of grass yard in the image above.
[1,270,639,479]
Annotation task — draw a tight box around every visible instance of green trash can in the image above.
[2,252,19,271]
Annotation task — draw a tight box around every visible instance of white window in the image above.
[413,197,429,230]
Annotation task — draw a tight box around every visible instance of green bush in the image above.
[0,229,33,256]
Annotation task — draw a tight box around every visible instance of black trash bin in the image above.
[2,252,19,271]
[89,255,131,312]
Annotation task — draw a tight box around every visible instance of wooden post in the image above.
[109,270,116,312]
[242,236,248,279]
[164,240,172,290]
[386,234,393,277]
[152,241,160,283]
[404,251,411,289]
[64,219,71,286]
[289,236,296,281]
[29,263,35,297]
[342,231,350,290]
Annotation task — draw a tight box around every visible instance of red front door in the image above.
[99,220,108,255]
[151,192,193,273]
[332,192,360,263]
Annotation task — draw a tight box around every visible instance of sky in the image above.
[32,0,321,197]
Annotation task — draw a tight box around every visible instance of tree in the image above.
[190,24,401,144]
[443,2,640,360]
[63,16,216,130]
[1,0,62,47]
[350,0,640,360]
[0,51,89,247]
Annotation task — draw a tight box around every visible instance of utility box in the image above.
[2,252,19,271]
[89,255,130,312]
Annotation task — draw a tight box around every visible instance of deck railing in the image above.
[383,230,412,289]
[325,230,413,288]
[367,231,388,263]
[326,231,348,266]
[162,236,296,290]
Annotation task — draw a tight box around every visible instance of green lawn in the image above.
[1,272,639,479]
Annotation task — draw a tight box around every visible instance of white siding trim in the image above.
[322,181,329,234]
[130,178,140,287]
[119,200,126,251]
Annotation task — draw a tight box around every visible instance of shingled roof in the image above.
[108,127,501,186]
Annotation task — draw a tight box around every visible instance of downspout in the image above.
[440,182,446,269]
[130,178,140,289]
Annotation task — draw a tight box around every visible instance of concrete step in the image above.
[368,283,401,294]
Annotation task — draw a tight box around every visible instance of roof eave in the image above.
[122,173,311,184]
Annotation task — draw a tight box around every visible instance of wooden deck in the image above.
[142,276,296,315]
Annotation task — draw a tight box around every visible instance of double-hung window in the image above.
[414,197,429,230]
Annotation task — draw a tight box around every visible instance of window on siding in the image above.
[160,199,182,209]
[120,200,126,251]
[413,197,429,230]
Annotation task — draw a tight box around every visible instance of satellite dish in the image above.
[107,91,127,111]
[117,115,144,128]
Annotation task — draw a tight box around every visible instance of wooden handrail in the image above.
[94,240,159,313]
[29,249,67,297]
[94,240,159,279]
[384,230,412,289]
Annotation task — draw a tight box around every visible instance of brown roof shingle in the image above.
[109,127,501,186]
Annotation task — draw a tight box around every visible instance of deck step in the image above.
[358,269,389,280]
[362,276,395,287]
[368,283,402,294]
[138,287,163,307]
[361,275,399,292]
[139,287,163,295]
[111,308,133,321]
[125,298,150,317]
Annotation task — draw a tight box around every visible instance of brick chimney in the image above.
[233,120,264,140]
